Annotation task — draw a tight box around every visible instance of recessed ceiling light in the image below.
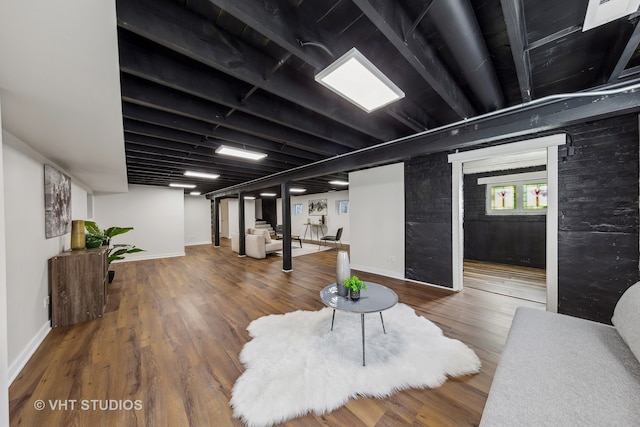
[169,183,196,189]
[184,171,220,179]
[315,47,405,113]
[290,188,307,193]
[329,180,349,186]
[190,191,201,196]
[583,0,640,31]
[260,192,277,197]
[215,145,267,160]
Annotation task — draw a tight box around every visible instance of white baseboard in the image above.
[404,277,458,292]
[185,241,212,247]
[9,320,51,384]
[350,264,404,280]
[349,264,457,292]
[112,252,186,263]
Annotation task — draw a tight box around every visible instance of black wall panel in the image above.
[558,114,639,323]
[405,152,453,288]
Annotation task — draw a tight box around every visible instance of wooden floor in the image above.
[463,260,547,304]
[9,241,543,426]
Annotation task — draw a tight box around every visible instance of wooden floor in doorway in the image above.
[464,260,546,303]
[9,241,544,426]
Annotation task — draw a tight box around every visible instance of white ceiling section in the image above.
[0,0,128,193]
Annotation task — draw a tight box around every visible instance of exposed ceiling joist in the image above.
[116,0,400,141]
[120,74,347,156]
[500,0,533,102]
[208,81,640,198]
[121,103,325,162]
[608,21,640,82]
[117,35,373,150]
[352,0,477,118]
[204,0,430,131]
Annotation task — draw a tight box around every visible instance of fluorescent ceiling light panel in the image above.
[169,183,196,189]
[583,0,640,31]
[244,196,256,200]
[190,192,201,196]
[260,192,277,197]
[329,180,349,186]
[290,188,307,193]
[215,145,267,160]
[184,171,220,179]
[315,48,405,113]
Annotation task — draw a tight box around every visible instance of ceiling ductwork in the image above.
[428,0,505,112]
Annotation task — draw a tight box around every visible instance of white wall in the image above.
[2,130,91,382]
[94,185,185,261]
[0,102,10,426]
[350,163,405,279]
[184,196,212,246]
[276,190,350,243]
[227,199,256,234]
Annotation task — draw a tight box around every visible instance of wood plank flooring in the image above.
[9,241,543,426]
[463,260,547,303]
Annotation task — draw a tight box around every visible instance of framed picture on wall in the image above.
[44,164,72,238]
[337,200,349,215]
[293,203,303,215]
[308,199,327,216]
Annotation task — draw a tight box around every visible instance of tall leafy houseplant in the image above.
[85,221,144,282]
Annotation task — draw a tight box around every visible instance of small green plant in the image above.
[85,221,144,263]
[342,275,368,292]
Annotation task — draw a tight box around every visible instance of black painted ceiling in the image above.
[116,0,640,197]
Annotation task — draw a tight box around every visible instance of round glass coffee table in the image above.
[320,282,398,366]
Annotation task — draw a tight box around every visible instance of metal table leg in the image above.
[361,313,366,366]
[379,312,387,334]
[330,309,336,331]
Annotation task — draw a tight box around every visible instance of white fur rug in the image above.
[230,303,481,426]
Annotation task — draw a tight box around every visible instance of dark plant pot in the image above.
[337,283,349,297]
[108,270,115,284]
[350,290,360,301]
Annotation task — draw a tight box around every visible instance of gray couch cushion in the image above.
[612,281,640,363]
[480,307,640,426]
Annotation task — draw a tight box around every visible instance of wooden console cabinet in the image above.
[49,247,108,327]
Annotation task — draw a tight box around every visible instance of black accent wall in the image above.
[405,152,453,288]
[404,114,639,324]
[464,167,546,269]
[557,115,639,324]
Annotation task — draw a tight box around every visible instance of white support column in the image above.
[451,160,464,291]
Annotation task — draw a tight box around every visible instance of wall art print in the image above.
[44,164,72,238]
[308,199,328,216]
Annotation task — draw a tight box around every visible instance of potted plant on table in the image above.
[85,221,144,283]
[343,275,368,301]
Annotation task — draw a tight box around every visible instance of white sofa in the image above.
[230,228,283,259]
[480,281,640,426]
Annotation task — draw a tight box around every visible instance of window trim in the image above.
[478,171,547,216]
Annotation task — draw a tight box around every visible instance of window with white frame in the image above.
[478,171,547,215]
[293,203,303,215]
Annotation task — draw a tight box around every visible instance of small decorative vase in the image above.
[350,290,360,301]
[336,250,350,297]
[70,220,86,250]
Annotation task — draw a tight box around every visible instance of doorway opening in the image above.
[462,158,547,303]
[449,134,565,312]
